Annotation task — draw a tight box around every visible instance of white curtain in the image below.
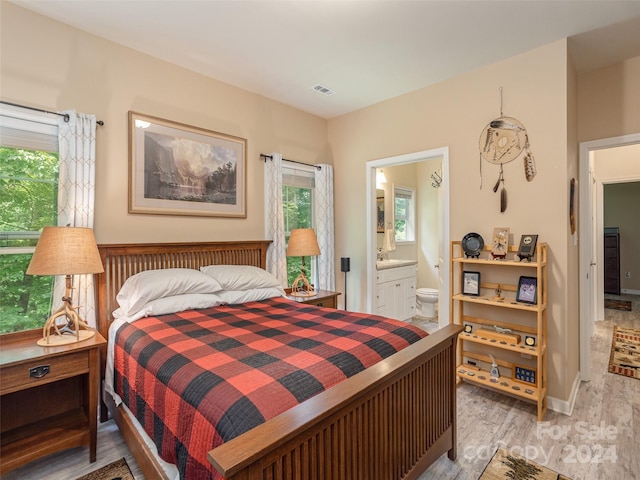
[264,153,288,286]
[55,110,98,326]
[315,164,335,291]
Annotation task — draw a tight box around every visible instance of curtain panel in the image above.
[55,111,98,326]
[315,164,335,291]
[264,153,288,286]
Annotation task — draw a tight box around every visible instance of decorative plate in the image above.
[462,233,484,258]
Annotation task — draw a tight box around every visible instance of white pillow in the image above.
[200,265,283,291]
[116,268,222,317]
[145,293,224,317]
[218,287,285,305]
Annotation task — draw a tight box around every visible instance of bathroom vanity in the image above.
[375,260,417,321]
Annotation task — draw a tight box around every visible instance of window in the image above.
[0,105,59,334]
[282,162,316,286]
[394,185,415,243]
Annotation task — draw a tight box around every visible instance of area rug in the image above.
[608,326,640,380]
[604,299,632,311]
[480,447,572,480]
[74,457,134,480]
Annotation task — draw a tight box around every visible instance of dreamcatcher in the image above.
[479,88,536,212]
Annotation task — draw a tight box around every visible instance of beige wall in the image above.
[329,40,576,400]
[416,159,441,290]
[577,56,640,142]
[0,2,330,244]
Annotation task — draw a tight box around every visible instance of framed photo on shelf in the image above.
[516,276,538,304]
[513,364,537,385]
[128,111,247,218]
[517,234,538,261]
[462,271,481,296]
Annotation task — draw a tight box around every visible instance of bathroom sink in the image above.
[376,259,418,270]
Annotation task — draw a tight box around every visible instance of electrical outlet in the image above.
[625,272,631,279]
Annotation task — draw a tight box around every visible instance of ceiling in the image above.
[11,0,640,119]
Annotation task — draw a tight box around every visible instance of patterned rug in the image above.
[608,326,640,380]
[74,458,134,480]
[480,448,572,480]
[604,299,632,311]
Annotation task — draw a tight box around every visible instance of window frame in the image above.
[0,104,60,334]
[282,161,318,287]
[393,184,416,244]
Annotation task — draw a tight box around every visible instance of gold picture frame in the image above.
[128,111,247,217]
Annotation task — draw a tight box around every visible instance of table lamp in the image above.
[26,226,104,346]
[286,228,320,297]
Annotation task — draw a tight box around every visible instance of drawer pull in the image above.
[316,302,324,307]
[29,365,50,378]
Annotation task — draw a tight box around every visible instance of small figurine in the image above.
[494,325,513,334]
[493,285,504,301]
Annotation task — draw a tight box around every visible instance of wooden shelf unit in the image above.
[450,240,548,420]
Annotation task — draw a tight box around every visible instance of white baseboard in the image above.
[546,371,581,417]
[621,288,640,295]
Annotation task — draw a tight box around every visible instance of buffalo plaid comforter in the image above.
[113,296,427,479]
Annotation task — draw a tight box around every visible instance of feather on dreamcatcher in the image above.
[479,89,536,212]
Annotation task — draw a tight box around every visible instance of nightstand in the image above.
[285,289,342,309]
[0,328,107,474]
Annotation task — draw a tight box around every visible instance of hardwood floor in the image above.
[4,294,638,480]
[417,293,640,480]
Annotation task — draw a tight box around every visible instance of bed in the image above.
[96,240,462,480]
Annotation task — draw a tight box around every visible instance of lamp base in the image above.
[38,299,95,346]
[37,329,95,346]
[290,272,317,297]
[289,289,318,298]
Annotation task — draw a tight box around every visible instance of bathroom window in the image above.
[394,185,415,243]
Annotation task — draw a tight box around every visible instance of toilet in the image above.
[416,287,439,318]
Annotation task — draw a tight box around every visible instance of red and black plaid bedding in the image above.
[113,296,427,479]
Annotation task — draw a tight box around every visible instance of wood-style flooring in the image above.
[3,294,638,480]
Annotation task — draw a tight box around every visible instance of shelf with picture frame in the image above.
[450,239,548,421]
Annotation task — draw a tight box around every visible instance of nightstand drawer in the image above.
[0,350,89,395]
[305,296,337,309]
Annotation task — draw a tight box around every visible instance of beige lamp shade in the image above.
[27,226,104,276]
[286,228,320,257]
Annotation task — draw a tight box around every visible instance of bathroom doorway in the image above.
[366,147,450,328]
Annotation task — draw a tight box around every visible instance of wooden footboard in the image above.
[97,241,461,480]
[209,324,461,480]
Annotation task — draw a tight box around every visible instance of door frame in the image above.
[579,133,640,381]
[366,147,450,327]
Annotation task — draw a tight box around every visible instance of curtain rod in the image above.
[0,100,104,126]
[260,153,321,170]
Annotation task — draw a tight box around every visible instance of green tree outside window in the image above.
[0,147,58,334]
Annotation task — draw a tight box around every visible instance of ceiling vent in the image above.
[312,84,335,96]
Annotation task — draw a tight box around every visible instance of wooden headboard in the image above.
[95,240,271,342]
